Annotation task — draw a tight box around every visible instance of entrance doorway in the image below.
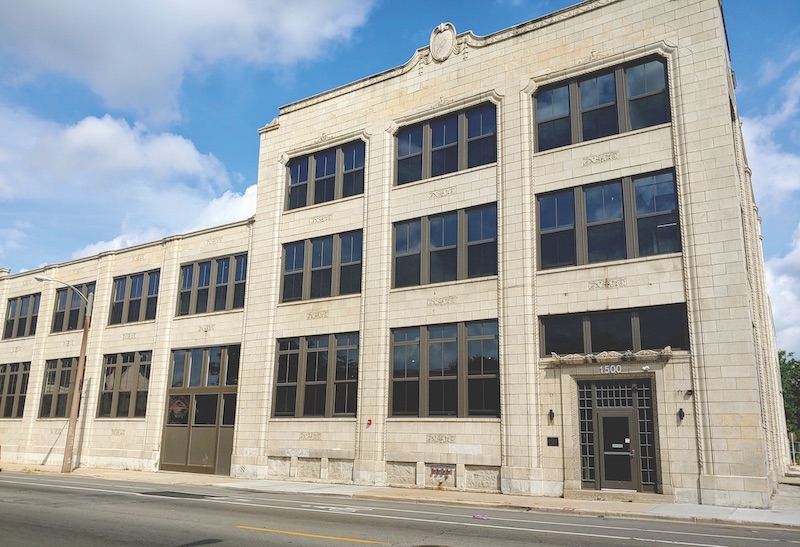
[161,345,239,475]
[578,378,657,492]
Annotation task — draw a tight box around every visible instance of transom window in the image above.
[3,293,40,339]
[52,282,95,333]
[537,170,679,269]
[397,103,497,185]
[98,351,151,418]
[541,304,689,356]
[39,357,77,418]
[110,270,160,325]
[0,362,30,418]
[274,332,359,417]
[534,57,669,152]
[394,204,497,288]
[391,320,499,418]
[287,140,365,210]
[170,345,240,389]
[281,231,362,302]
[178,254,247,316]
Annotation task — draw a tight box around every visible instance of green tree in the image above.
[780,350,800,437]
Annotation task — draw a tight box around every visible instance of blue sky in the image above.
[0,0,799,353]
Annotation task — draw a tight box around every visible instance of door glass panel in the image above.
[167,395,189,425]
[194,394,218,425]
[602,416,632,482]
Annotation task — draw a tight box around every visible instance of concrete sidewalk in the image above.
[2,462,799,529]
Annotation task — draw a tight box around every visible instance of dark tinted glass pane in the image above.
[392,381,419,415]
[40,394,52,417]
[467,338,499,374]
[543,315,584,354]
[283,272,303,301]
[627,60,666,98]
[233,283,245,308]
[194,394,218,425]
[431,116,458,148]
[135,391,147,417]
[587,222,626,263]
[310,269,332,298]
[339,263,362,295]
[540,191,575,231]
[195,288,208,314]
[98,392,112,417]
[288,184,307,209]
[392,343,420,378]
[430,248,457,283]
[431,146,458,177]
[178,293,190,316]
[67,309,79,330]
[468,241,497,277]
[398,156,422,185]
[116,392,131,417]
[639,305,689,350]
[127,299,141,323]
[343,141,365,170]
[429,379,458,415]
[314,177,335,204]
[589,311,633,352]
[629,93,669,129]
[222,393,236,425]
[467,137,496,168]
[145,296,157,320]
[538,118,572,151]
[214,286,227,311]
[541,230,576,269]
[343,170,364,197]
[303,384,326,416]
[580,73,616,109]
[226,345,240,386]
[334,382,357,415]
[207,347,221,387]
[110,302,123,325]
[467,205,497,242]
[468,377,500,416]
[638,213,680,256]
[537,86,569,122]
[395,255,420,287]
[275,386,297,416]
[466,104,496,138]
[398,126,422,157]
[171,352,185,388]
[582,106,619,141]
[55,393,69,417]
[188,348,203,387]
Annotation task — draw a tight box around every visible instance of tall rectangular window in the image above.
[98,351,151,418]
[273,333,359,418]
[40,357,76,418]
[281,231,362,302]
[286,140,366,210]
[396,103,497,185]
[4,293,40,339]
[535,57,669,152]
[394,204,497,288]
[390,320,500,418]
[541,304,689,356]
[176,255,247,316]
[110,270,160,325]
[537,170,679,269]
[0,362,30,418]
[52,283,94,333]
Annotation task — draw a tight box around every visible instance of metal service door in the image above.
[597,410,640,490]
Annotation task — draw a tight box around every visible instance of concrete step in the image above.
[564,489,674,504]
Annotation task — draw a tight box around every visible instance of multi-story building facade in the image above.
[0,0,790,508]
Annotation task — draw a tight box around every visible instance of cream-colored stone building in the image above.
[0,0,790,508]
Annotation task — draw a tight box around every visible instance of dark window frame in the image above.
[393,204,497,288]
[537,170,679,269]
[286,140,366,210]
[0,362,30,418]
[280,231,362,303]
[540,304,689,356]
[52,283,95,333]
[3,293,40,339]
[390,320,500,418]
[97,351,152,418]
[534,56,670,152]
[109,270,160,325]
[177,254,247,316]
[273,332,359,418]
[39,357,77,418]
[396,102,497,185]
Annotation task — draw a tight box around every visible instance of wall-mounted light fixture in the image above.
[678,408,685,421]
[548,409,555,422]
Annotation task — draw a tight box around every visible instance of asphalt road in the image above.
[1,472,798,546]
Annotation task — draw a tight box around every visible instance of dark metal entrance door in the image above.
[161,345,239,475]
[597,410,640,490]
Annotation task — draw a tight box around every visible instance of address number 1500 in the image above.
[599,364,623,374]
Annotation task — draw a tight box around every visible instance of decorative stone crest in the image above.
[198,325,214,332]
[547,346,672,366]
[588,277,627,290]
[427,434,455,444]
[300,432,321,440]
[306,311,329,320]
[311,214,332,224]
[122,333,136,340]
[430,23,457,63]
[430,187,455,198]
[427,296,457,307]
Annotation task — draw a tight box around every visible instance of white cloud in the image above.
[0,103,254,270]
[0,0,374,123]
[766,226,800,356]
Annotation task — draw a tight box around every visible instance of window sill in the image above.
[532,122,672,156]
[173,307,245,320]
[106,319,157,329]
[387,416,500,422]
[270,416,357,421]
[277,292,362,307]
[390,274,498,294]
[393,162,497,190]
[282,192,364,215]
[537,251,681,276]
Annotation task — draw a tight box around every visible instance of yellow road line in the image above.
[235,525,386,544]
